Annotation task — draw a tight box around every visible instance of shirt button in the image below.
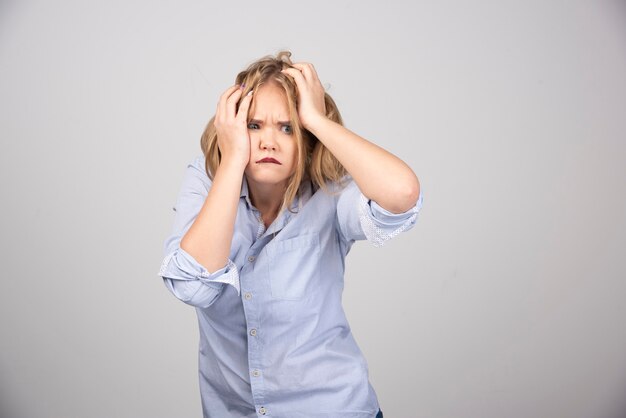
[244,292,252,300]
[252,369,261,377]
[249,328,257,336]
[247,255,256,262]
[259,407,267,415]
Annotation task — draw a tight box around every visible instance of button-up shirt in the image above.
[158,156,424,418]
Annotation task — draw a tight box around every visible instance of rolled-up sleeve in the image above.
[158,156,240,308]
[336,178,424,247]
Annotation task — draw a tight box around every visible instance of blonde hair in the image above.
[200,51,347,212]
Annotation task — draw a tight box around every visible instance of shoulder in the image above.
[188,155,206,172]
[322,174,354,196]
[187,155,211,180]
[307,175,358,208]
[181,155,212,192]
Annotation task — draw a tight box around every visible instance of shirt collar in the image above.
[240,175,253,208]
[240,176,314,212]
[241,176,315,237]
[266,182,310,236]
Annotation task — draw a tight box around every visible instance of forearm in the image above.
[307,116,420,213]
[180,158,244,273]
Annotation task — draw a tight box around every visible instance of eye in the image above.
[247,122,260,130]
[280,124,293,134]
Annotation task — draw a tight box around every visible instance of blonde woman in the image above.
[159,51,423,418]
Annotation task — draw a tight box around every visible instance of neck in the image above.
[246,177,286,226]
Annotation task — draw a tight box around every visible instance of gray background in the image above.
[1,1,625,417]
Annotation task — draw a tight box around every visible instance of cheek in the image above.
[248,133,259,148]
[286,142,298,167]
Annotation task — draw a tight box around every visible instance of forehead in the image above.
[249,82,290,119]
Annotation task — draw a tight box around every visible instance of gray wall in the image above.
[1,1,625,417]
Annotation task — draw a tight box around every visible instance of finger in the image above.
[225,88,244,120]
[217,85,239,120]
[217,85,241,120]
[291,62,318,82]
[281,67,307,88]
[218,84,241,106]
[289,63,310,81]
[235,90,254,122]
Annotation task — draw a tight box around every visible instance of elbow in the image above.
[407,176,421,207]
[185,284,223,308]
[162,277,223,308]
[389,176,420,214]
[159,249,225,308]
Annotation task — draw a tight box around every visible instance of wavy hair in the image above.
[200,51,347,212]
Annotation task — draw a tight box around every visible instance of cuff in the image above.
[358,190,423,247]
[159,247,240,296]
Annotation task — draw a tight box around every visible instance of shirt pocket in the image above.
[265,232,320,300]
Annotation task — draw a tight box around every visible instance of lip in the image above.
[256,157,282,165]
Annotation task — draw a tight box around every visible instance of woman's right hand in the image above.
[213,84,253,168]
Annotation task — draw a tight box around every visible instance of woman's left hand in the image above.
[281,63,327,131]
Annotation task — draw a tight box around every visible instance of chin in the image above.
[245,170,291,186]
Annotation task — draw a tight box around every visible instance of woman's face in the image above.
[244,81,298,188]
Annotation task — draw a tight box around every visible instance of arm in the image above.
[180,158,244,272]
[158,85,253,307]
[282,63,420,214]
[159,158,241,306]
[180,85,252,272]
[335,177,423,247]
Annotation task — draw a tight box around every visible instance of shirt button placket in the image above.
[242,243,265,413]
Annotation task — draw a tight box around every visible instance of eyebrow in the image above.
[249,119,291,125]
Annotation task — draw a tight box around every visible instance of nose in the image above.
[259,130,277,151]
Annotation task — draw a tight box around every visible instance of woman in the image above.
[159,51,423,418]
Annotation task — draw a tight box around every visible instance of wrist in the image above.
[218,153,248,173]
[303,113,331,137]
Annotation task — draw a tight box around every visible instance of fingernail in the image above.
[247,90,253,96]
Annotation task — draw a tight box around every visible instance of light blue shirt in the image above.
[158,156,424,418]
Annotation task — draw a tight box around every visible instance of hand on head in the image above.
[213,84,254,168]
[281,62,327,131]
